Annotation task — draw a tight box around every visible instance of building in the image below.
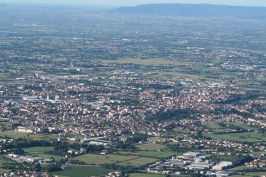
[183,152,201,158]
[212,161,233,170]
[216,171,236,177]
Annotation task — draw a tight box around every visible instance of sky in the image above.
[1,0,266,7]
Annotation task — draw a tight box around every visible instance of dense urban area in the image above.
[0,3,266,177]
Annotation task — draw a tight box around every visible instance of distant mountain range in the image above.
[111,4,266,19]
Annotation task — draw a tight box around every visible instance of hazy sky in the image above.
[1,0,266,7]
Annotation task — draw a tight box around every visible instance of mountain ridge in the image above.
[110,3,266,19]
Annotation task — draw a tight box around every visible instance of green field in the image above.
[129,173,165,177]
[136,143,166,151]
[0,130,58,140]
[100,58,206,80]
[205,124,232,133]
[23,146,55,153]
[206,122,259,133]
[117,157,157,166]
[23,147,64,160]
[173,127,190,134]
[232,122,259,131]
[203,132,266,142]
[52,166,112,177]
[136,150,177,158]
[0,168,10,173]
[100,58,175,66]
[74,154,158,167]
[233,171,266,177]
[229,165,252,171]
[74,154,139,165]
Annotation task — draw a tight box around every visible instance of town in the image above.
[0,2,266,177]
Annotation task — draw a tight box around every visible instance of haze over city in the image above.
[1,0,266,7]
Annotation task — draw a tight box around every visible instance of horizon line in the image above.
[1,2,266,8]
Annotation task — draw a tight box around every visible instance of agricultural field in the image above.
[52,166,112,177]
[0,130,58,140]
[173,127,190,134]
[23,146,59,159]
[136,150,177,158]
[99,58,177,66]
[0,168,10,173]
[205,122,230,131]
[231,122,259,131]
[233,172,266,177]
[203,132,266,142]
[136,143,166,151]
[74,154,158,167]
[23,146,55,153]
[74,154,139,165]
[117,157,157,166]
[21,147,65,161]
[129,173,165,177]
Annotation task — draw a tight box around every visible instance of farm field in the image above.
[52,166,112,177]
[136,150,177,158]
[231,122,259,131]
[99,58,208,80]
[205,123,232,132]
[203,132,266,142]
[22,147,64,160]
[136,143,166,151]
[117,157,157,166]
[173,127,190,134]
[0,168,10,173]
[23,147,55,153]
[0,130,58,140]
[74,154,139,165]
[129,173,165,177]
[234,172,266,177]
[229,165,252,171]
[99,58,178,66]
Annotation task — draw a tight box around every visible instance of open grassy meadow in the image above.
[203,132,266,142]
[233,172,266,177]
[136,143,166,151]
[23,146,55,153]
[0,168,10,173]
[52,166,112,177]
[117,157,157,166]
[229,165,252,171]
[74,154,158,167]
[21,148,64,161]
[205,123,232,133]
[231,122,259,131]
[74,154,139,165]
[23,147,62,159]
[129,173,165,177]
[136,150,177,158]
[99,58,176,66]
[0,130,58,140]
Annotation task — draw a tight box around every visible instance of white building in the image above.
[212,161,233,170]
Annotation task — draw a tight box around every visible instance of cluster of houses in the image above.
[0,74,264,141]
[0,171,52,177]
